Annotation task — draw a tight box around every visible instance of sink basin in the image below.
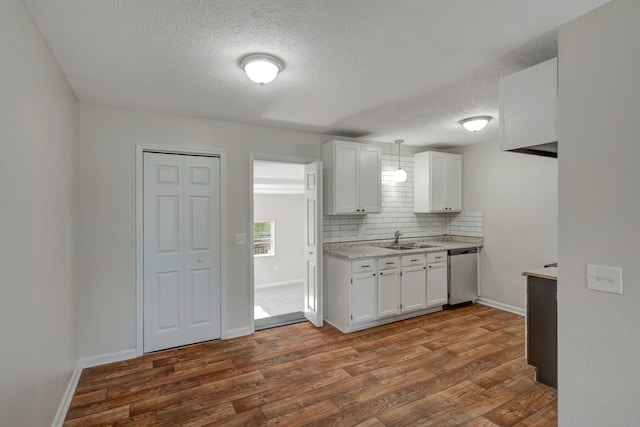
[409,243,442,248]
[382,243,444,250]
[382,245,415,250]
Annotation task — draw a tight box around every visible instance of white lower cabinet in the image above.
[350,271,378,323]
[401,254,427,312]
[325,251,442,333]
[426,251,448,307]
[377,257,401,318]
[427,262,448,307]
[401,265,427,312]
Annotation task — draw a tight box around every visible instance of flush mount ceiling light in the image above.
[392,139,408,183]
[460,116,492,132]
[239,54,284,86]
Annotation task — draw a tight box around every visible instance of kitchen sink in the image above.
[409,243,442,248]
[382,245,415,250]
[382,243,443,250]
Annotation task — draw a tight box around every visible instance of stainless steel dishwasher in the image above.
[446,247,478,307]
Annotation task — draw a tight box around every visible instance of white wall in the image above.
[456,139,557,310]
[253,194,305,286]
[558,0,640,424]
[77,104,329,356]
[0,0,79,425]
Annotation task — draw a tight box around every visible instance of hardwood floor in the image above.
[64,305,557,426]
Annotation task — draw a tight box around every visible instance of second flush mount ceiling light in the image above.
[240,54,284,86]
[460,116,492,132]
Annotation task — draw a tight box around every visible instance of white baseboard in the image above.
[225,326,253,339]
[477,297,525,316]
[51,362,83,427]
[254,279,304,290]
[80,349,138,369]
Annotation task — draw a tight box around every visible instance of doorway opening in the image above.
[252,160,306,329]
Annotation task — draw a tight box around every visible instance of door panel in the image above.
[304,161,323,327]
[189,197,210,251]
[157,197,179,252]
[190,269,211,324]
[157,271,180,330]
[144,152,221,353]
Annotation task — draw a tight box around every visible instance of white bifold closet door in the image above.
[143,152,221,353]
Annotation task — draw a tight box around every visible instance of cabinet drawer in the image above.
[402,253,426,267]
[378,257,400,270]
[426,251,447,264]
[352,259,376,274]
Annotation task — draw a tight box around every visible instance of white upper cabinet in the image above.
[500,57,558,154]
[414,151,462,213]
[323,140,382,215]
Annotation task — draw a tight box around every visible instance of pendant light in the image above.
[239,54,284,86]
[392,139,407,183]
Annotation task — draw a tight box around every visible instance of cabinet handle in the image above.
[362,265,370,268]
[386,262,394,265]
[411,259,419,262]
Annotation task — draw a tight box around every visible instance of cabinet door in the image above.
[445,155,462,211]
[358,146,382,213]
[351,272,377,324]
[427,262,448,307]
[378,269,401,318]
[500,58,557,152]
[429,153,448,212]
[334,143,359,213]
[401,266,426,312]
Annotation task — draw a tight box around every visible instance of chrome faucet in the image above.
[393,230,402,245]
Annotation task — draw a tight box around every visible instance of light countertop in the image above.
[324,236,483,260]
[522,267,557,280]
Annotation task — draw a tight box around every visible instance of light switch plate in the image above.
[587,264,623,295]
[235,233,247,245]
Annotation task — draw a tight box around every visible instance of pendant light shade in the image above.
[240,54,284,86]
[393,139,407,183]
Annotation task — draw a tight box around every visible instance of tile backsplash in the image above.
[322,151,483,243]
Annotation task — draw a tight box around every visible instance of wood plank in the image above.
[155,400,236,426]
[231,368,352,413]
[62,405,130,427]
[484,383,558,426]
[260,373,378,419]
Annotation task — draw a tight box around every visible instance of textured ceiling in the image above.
[24,0,610,147]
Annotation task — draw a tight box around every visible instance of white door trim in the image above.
[136,144,228,356]
[249,153,323,333]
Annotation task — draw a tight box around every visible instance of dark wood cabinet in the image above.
[526,275,557,388]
